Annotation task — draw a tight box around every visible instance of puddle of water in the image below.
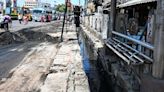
[78,32,113,92]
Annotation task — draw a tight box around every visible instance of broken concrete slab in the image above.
[40,72,70,92]
[40,28,90,92]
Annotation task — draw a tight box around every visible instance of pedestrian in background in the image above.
[18,13,22,24]
[23,15,28,25]
[41,16,44,22]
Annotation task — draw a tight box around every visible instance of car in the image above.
[32,13,44,22]
[52,14,57,20]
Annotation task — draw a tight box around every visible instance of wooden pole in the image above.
[152,0,164,79]
[108,0,116,38]
[61,0,68,42]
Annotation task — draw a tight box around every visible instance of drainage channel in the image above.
[78,31,113,92]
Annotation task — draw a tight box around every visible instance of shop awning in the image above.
[118,0,157,8]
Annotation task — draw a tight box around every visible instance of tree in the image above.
[56,4,66,12]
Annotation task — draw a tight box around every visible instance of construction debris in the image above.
[0,30,59,45]
[0,22,90,92]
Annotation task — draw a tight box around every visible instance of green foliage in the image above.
[56,4,66,12]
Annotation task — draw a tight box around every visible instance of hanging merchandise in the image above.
[147,9,155,44]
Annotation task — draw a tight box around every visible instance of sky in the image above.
[17,0,85,7]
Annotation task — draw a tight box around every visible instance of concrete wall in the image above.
[83,12,109,39]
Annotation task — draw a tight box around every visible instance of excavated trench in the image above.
[78,30,113,92]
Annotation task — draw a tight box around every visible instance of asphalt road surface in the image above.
[0,20,58,32]
[0,21,60,79]
[10,20,56,32]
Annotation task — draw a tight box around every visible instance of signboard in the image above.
[65,0,71,7]
[65,0,70,3]
[0,2,3,10]
[0,2,3,14]
[13,0,17,14]
[67,2,71,7]
[13,0,17,8]
[6,0,11,7]
[5,7,11,14]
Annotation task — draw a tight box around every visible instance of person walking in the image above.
[18,13,22,24]
[23,15,28,25]
[41,16,44,22]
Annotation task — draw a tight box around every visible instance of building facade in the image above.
[38,2,51,8]
[83,0,164,92]
[24,0,38,9]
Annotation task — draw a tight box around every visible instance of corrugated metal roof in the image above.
[118,0,157,8]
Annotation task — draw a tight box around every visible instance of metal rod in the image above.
[105,42,130,65]
[61,0,68,42]
[110,39,144,64]
[106,42,131,64]
[112,31,154,50]
[112,38,153,62]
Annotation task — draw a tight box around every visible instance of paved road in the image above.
[0,21,58,79]
[10,20,57,32]
[0,20,58,32]
[0,42,39,79]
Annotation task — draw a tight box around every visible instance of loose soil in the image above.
[0,30,59,45]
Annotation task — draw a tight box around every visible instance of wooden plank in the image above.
[152,0,164,79]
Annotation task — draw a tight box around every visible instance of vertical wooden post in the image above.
[152,0,164,79]
[61,0,68,42]
[108,0,117,38]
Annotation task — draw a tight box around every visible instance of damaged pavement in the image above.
[0,21,90,92]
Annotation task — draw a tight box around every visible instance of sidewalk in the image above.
[40,25,90,92]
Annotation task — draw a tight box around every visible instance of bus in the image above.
[32,8,52,22]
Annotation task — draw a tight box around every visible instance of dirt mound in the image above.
[0,32,24,45]
[0,30,59,45]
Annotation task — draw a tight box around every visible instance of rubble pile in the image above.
[0,30,59,45]
[0,31,24,45]
[15,30,59,42]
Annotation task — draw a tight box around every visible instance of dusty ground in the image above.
[0,22,60,80]
[0,21,89,92]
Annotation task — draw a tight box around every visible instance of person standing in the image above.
[74,6,81,28]
[3,14,11,31]
[41,16,44,22]
[23,15,28,25]
[18,13,22,24]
